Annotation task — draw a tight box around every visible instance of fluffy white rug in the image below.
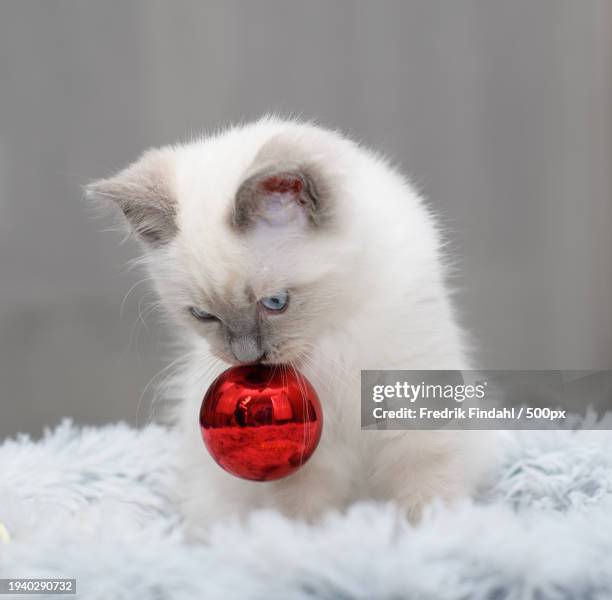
[1,418,612,599]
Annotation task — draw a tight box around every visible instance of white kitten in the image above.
[88,117,495,534]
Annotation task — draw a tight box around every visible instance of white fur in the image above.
[3,418,612,598]
[115,118,496,533]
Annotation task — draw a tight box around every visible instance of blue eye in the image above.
[189,306,217,321]
[260,291,289,312]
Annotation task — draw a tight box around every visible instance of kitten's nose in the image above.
[230,336,264,364]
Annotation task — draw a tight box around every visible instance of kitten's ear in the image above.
[232,167,324,231]
[85,148,177,247]
[231,135,334,232]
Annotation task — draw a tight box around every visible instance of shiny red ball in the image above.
[200,364,323,481]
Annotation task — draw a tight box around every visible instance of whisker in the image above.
[136,354,189,427]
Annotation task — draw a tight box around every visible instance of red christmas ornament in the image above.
[200,364,323,481]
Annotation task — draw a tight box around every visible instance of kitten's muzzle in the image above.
[229,335,265,364]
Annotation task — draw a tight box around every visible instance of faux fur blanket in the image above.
[1,418,612,599]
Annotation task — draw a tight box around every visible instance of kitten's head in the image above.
[87,119,365,365]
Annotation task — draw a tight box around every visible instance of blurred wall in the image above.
[1,1,611,437]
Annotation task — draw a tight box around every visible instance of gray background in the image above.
[1,1,611,438]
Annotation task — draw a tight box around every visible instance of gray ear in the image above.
[231,135,334,232]
[232,166,324,232]
[86,148,177,246]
